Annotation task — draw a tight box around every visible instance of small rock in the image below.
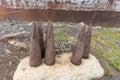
[18,27,24,31]
[14,42,27,50]
[10,71,14,77]
[68,37,75,40]
[75,22,85,29]
[8,40,16,44]
[9,62,12,66]
[93,26,102,29]
[4,48,12,54]
[27,22,33,26]
[13,53,104,80]
[1,55,5,58]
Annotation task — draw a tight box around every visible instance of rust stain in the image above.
[0,0,119,11]
[0,8,120,27]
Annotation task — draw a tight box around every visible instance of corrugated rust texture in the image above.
[0,8,120,27]
[0,0,120,11]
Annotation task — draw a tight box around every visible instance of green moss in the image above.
[54,30,68,42]
[105,67,115,77]
[54,26,120,71]
[18,46,26,51]
[92,28,120,71]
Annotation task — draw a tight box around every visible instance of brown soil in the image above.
[0,40,119,80]
[0,41,28,80]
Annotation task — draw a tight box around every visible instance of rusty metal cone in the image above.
[83,25,92,59]
[29,21,42,67]
[44,21,55,65]
[71,26,86,65]
[36,20,45,58]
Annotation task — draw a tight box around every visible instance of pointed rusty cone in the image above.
[71,26,86,65]
[36,20,45,58]
[83,25,92,59]
[29,21,42,67]
[44,21,55,65]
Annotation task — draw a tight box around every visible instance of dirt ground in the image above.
[0,41,28,80]
[1,38,119,80]
[0,20,120,80]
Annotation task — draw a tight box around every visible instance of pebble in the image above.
[9,62,12,66]
[14,42,27,49]
[1,55,5,58]
[27,22,33,26]
[4,48,12,54]
[18,27,24,31]
[8,40,16,44]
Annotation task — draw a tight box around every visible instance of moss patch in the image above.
[54,30,69,42]
[91,28,120,71]
[54,25,120,71]
[54,26,73,42]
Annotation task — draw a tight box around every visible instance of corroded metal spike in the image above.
[71,26,86,65]
[36,20,45,58]
[29,21,42,67]
[83,25,92,59]
[44,21,55,65]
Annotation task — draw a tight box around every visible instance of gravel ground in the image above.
[0,19,120,80]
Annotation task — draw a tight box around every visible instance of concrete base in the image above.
[13,52,104,80]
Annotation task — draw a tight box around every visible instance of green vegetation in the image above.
[54,30,69,42]
[54,26,120,71]
[91,28,120,71]
[18,46,26,51]
[105,67,115,77]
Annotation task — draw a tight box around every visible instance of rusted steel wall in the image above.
[0,0,120,11]
[0,0,119,27]
[0,8,120,27]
